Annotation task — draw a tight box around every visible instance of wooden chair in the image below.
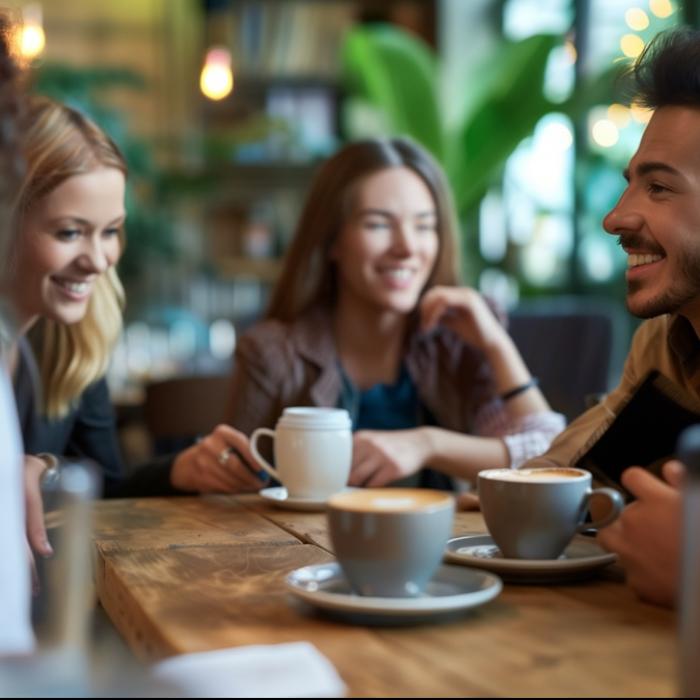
[143,373,231,454]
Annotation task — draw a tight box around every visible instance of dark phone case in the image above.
[575,370,700,497]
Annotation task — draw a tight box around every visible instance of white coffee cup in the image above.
[250,407,352,500]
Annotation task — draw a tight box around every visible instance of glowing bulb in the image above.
[592,120,619,148]
[20,23,44,59]
[607,103,631,128]
[620,34,645,58]
[625,8,650,31]
[649,0,674,19]
[200,47,233,101]
[19,3,45,60]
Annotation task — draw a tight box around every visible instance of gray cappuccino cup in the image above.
[327,488,455,597]
[478,466,624,560]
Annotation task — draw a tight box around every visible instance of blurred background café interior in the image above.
[4,0,692,465]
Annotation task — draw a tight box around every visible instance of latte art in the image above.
[480,467,585,483]
[328,487,452,512]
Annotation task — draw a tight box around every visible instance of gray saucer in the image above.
[286,562,502,626]
[444,534,617,584]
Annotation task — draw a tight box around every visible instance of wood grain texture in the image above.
[93,496,298,553]
[93,497,676,697]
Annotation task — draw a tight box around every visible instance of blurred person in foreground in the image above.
[2,95,263,564]
[224,137,565,492]
[529,27,700,608]
[0,14,34,654]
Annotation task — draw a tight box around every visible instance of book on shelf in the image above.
[233,1,355,77]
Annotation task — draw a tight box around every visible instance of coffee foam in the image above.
[480,467,586,483]
[328,488,453,512]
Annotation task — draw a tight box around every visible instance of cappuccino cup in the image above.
[327,488,455,598]
[250,407,352,500]
[478,465,624,560]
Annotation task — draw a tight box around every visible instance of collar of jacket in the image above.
[289,305,437,409]
[291,305,343,406]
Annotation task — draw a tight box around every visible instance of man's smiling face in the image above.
[603,105,700,325]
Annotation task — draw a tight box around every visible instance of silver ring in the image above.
[218,448,232,466]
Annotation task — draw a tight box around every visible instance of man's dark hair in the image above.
[633,27,700,109]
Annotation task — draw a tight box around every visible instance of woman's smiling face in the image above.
[11,166,125,328]
[332,166,439,317]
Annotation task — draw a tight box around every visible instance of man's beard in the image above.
[627,252,700,318]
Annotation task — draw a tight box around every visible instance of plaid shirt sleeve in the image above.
[472,398,567,469]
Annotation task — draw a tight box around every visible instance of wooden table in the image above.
[92,496,677,697]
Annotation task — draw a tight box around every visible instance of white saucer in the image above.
[258,486,328,511]
[286,562,502,625]
[444,534,617,584]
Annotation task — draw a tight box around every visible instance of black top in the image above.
[14,340,183,498]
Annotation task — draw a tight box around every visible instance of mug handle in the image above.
[250,428,282,483]
[578,487,625,531]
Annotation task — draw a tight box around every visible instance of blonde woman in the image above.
[227,137,565,491]
[5,96,259,558]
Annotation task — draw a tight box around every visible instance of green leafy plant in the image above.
[342,24,622,223]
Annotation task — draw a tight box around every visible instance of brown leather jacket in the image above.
[226,307,497,436]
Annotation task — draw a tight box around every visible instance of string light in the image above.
[607,103,631,128]
[630,101,653,124]
[620,34,645,58]
[592,119,619,148]
[649,0,674,19]
[563,39,577,65]
[625,8,650,31]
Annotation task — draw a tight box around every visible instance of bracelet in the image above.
[500,377,539,402]
[36,452,61,488]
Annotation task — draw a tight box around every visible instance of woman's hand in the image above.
[420,286,507,353]
[24,455,53,558]
[349,429,432,487]
[170,424,268,493]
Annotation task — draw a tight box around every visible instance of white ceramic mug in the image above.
[250,407,352,499]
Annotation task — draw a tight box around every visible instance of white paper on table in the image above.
[0,368,34,655]
[151,641,346,698]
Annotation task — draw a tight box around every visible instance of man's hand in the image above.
[597,461,684,608]
[170,424,268,493]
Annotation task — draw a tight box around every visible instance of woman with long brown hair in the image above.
[226,137,564,490]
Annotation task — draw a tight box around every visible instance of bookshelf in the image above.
[191,0,437,295]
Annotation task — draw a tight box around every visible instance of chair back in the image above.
[143,374,230,453]
[508,298,623,422]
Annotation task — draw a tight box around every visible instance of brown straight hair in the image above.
[265,137,460,323]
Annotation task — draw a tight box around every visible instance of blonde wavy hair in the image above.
[14,96,127,418]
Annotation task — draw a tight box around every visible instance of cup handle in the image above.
[578,487,625,531]
[250,428,281,483]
